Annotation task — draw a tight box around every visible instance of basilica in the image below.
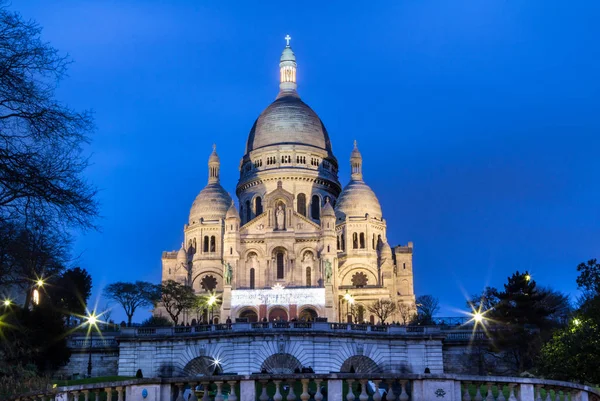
[157,39,415,325]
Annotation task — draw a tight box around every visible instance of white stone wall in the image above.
[117,331,444,377]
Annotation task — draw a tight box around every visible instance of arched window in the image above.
[245,200,251,222]
[276,252,284,279]
[327,245,330,252]
[203,236,209,252]
[311,195,320,220]
[250,268,255,289]
[210,236,216,252]
[230,247,233,255]
[341,233,345,250]
[372,234,376,250]
[306,267,311,287]
[297,193,307,217]
[359,233,365,249]
[337,235,340,250]
[353,233,358,249]
[255,197,263,215]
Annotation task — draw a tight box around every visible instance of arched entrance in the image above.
[261,353,302,374]
[183,356,222,376]
[239,309,258,323]
[298,307,318,321]
[340,355,382,373]
[268,307,288,321]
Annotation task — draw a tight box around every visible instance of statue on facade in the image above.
[324,259,332,283]
[275,205,285,230]
[223,262,233,285]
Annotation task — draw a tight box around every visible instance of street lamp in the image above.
[348,297,355,323]
[86,312,98,377]
[2,299,11,307]
[207,295,217,324]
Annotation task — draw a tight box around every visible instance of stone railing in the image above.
[119,322,458,338]
[68,337,118,349]
[9,374,599,401]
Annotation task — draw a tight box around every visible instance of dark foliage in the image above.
[161,280,197,325]
[104,281,160,326]
[0,3,97,229]
[49,267,92,323]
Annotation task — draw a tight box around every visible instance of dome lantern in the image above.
[279,34,297,94]
[350,140,363,181]
[208,144,220,184]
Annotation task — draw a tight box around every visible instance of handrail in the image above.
[10,373,600,401]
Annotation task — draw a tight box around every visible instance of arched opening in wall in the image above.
[306,266,311,287]
[261,353,302,374]
[311,195,320,220]
[359,233,365,249]
[183,356,223,376]
[239,308,258,323]
[340,356,382,374]
[213,317,219,324]
[276,252,284,279]
[210,236,216,252]
[400,279,409,295]
[255,196,263,215]
[341,233,345,250]
[268,307,288,321]
[299,307,318,321]
[245,200,251,222]
[370,315,375,325]
[377,234,382,249]
[203,236,209,252]
[352,233,358,249]
[337,235,340,250]
[297,193,306,217]
[250,268,255,289]
[372,234,376,250]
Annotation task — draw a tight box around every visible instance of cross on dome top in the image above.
[285,34,291,47]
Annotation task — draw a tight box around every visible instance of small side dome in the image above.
[189,184,232,224]
[380,241,392,258]
[226,201,239,219]
[322,198,335,218]
[177,245,187,264]
[335,181,382,220]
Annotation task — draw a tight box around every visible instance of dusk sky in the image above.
[17,1,600,322]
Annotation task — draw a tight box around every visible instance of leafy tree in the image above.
[469,286,500,312]
[537,317,600,384]
[397,302,416,325]
[485,271,556,373]
[104,281,160,326]
[50,267,92,324]
[0,303,70,373]
[537,258,600,383]
[0,219,70,308]
[367,299,397,324]
[415,295,439,325]
[0,3,97,229]
[576,259,600,294]
[160,280,197,325]
[141,315,172,327]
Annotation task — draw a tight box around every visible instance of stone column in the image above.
[519,384,535,401]
[240,380,256,401]
[328,380,343,401]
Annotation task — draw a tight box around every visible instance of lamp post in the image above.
[471,310,486,375]
[208,295,217,324]
[86,313,98,377]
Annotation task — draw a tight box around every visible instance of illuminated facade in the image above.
[158,38,415,324]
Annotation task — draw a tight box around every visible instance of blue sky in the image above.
[16,1,600,322]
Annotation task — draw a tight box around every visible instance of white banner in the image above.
[231,288,325,307]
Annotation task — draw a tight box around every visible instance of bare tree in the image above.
[398,302,416,325]
[0,4,97,229]
[416,295,440,325]
[160,280,197,325]
[104,281,160,326]
[367,299,397,324]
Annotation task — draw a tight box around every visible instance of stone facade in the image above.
[116,325,444,377]
[157,40,415,325]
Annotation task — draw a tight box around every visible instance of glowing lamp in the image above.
[473,312,484,323]
[87,314,98,326]
[208,295,217,306]
[36,279,44,287]
[3,299,11,307]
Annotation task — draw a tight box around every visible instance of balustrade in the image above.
[9,374,599,401]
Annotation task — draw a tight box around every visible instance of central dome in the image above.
[245,94,333,153]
